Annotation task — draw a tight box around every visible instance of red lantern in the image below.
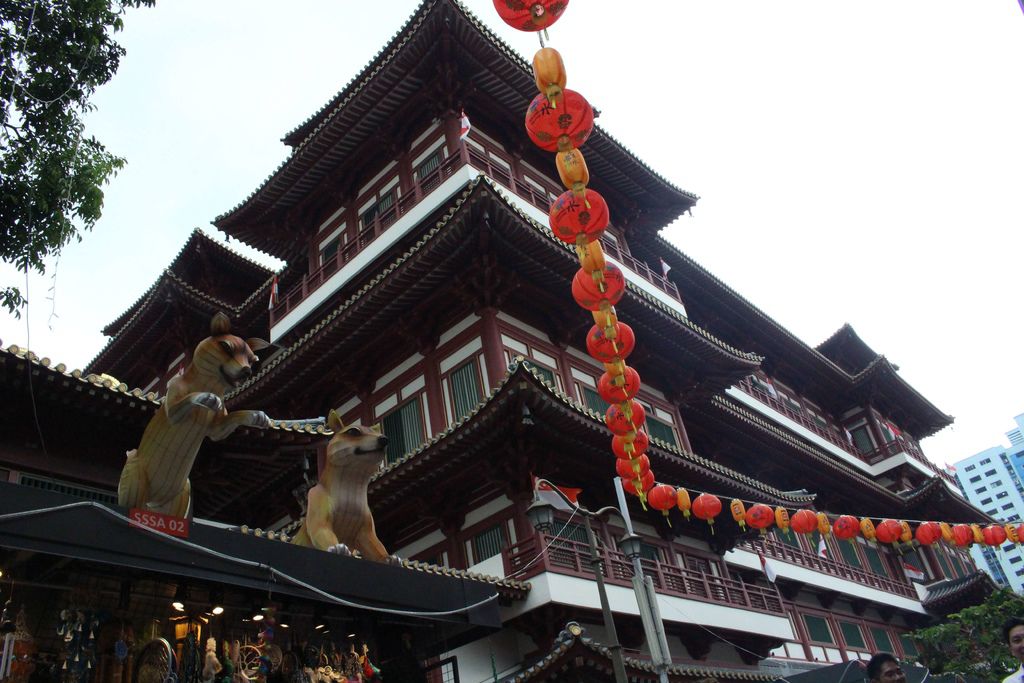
[621,471,655,496]
[1018,523,1024,544]
[745,504,774,532]
[612,430,649,459]
[983,524,1007,547]
[790,509,818,535]
[691,493,722,525]
[572,265,625,311]
[525,90,594,152]
[832,515,860,541]
[648,484,676,518]
[598,366,641,404]
[492,0,569,32]
[586,323,635,364]
[915,522,941,546]
[605,400,645,435]
[549,189,610,245]
[951,524,973,547]
[875,519,902,545]
[615,454,650,480]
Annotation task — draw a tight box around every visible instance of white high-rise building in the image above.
[953,413,1024,591]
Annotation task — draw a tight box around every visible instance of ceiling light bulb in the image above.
[172,601,185,612]
[211,606,224,616]
[252,613,264,622]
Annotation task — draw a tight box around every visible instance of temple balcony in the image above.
[730,377,959,494]
[501,533,793,638]
[269,147,686,340]
[730,538,925,612]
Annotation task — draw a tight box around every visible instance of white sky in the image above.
[1,1,1022,469]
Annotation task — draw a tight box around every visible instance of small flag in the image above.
[945,462,957,475]
[758,552,777,583]
[817,536,828,559]
[268,275,280,310]
[459,109,471,141]
[659,258,672,279]
[535,477,581,512]
[902,561,925,581]
[843,428,854,446]
[764,378,779,399]
[887,421,902,438]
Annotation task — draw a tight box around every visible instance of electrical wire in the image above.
[0,502,497,619]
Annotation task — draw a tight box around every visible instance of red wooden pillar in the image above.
[479,308,508,392]
[422,351,447,436]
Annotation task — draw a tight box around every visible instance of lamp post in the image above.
[525,496,629,683]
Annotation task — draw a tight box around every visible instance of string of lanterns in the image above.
[493,0,657,507]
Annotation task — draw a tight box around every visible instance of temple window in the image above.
[414,148,444,184]
[838,621,867,650]
[845,418,876,455]
[360,188,396,233]
[381,397,426,465]
[471,523,509,563]
[869,627,895,654]
[448,360,483,422]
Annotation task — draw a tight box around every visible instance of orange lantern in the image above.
[692,493,722,527]
[915,522,941,546]
[859,518,877,542]
[605,400,645,435]
[571,264,625,312]
[533,46,566,106]
[621,471,655,497]
[677,488,692,520]
[971,524,984,544]
[615,454,650,480]
[1006,524,1020,544]
[833,515,860,541]
[598,366,641,404]
[1017,523,1024,544]
[550,189,609,245]
[790,509,817,535]
[556,148,589,199]
[577,238,606,273]
[612,429,649,459]
[940,522,954,544]
[493,0,570,32]
[586,323,635,364]
[817,512,832,536]
[648,484,676,520]
[525,90,594,152]
[983,524,1007,547]
[745,504,774,533]
[951,524,973,547]
[899,520,913,544]
[875,519,902,545]
[730,499,747,530]
[775,507,791,534]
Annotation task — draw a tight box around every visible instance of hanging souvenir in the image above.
[677,488,692,520]
[615,454,650,479]
[940,522,954,544]
[598,366,641,404]
[790,509,817,535]
[730,499,747,530]
[899,520,913,544]
[604,400,645,435]
[525,90,594,152]
[647,484,676,521]
[745,504,774,534]
[691,493,722,528]
[816,512,832,536]
[587,322,636,364]
[915,522,941,546]
[533,46,567,106]
[859,518,877,542]
[774,507,791,534]
[951,524,973,547]
[621,471,655,496]
[493,0,570,32]
[832,515,860,541]
[983,524,1007,547]
[874,519,902,545]
[549,189,609,245]
[571,264,625,311]
[612,429,649,459]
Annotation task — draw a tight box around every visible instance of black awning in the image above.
[0,482,500,629]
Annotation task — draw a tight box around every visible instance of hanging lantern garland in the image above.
[493,0,660,505]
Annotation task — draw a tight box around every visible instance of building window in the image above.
[360,190,396,232]
[802,615,834,644]
[472,523,508,563]
[838,539,863,568]
[525,360,556,385]
[965,464,976,471]
[776,528,800,548]
[862,543,889,577]
[985,469,998,477]
[870,627,894,653]
[646,418,678,447]
[780,393,803,414]
[849,425,875,455]
[449,361,482,421]
[581,387,610,414]
[381,398,425,465]
[1010,556,1022,564]
[899,634,919,658]
[638,543,662,563]
[981,497,993,505]
[839,622,866,649]
[553,520,588,544]
[997,491,1010,499]
[969,475,982,483]
[981,458,991,465]
[320,237,340,264]
[1003,503,1015,511]
[976,486,988,493]
[415,149,443,181]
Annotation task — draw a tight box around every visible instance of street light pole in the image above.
[582,514,629,683]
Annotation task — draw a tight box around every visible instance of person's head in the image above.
[867,653,905,683]
[1003,616,1024,663]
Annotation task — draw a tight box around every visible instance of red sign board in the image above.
[129,508,190,538]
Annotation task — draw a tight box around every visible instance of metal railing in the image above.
[741,537,917,598]
[504,533,786,615]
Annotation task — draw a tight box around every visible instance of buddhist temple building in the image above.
[0,2,996,682]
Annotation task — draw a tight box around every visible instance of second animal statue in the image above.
[291,411,392,562]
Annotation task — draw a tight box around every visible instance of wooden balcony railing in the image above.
[735,378,956,486]
[504,534,786,616]
[271,148,686,325]
[741,537,917,599]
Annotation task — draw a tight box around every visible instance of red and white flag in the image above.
[758,552,777,583]
[902,561,925,581]
[267,275,280,310]
[659,258,672,279]
[817,536,828,559]
[945,462,957,475]
[534,477,581,512]
[459,109,471,141]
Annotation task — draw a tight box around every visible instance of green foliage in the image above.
[910,588,1024,678]
[0,0,154,315]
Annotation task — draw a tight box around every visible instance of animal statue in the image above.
[291,410,392,561]
[118,312,270,517]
